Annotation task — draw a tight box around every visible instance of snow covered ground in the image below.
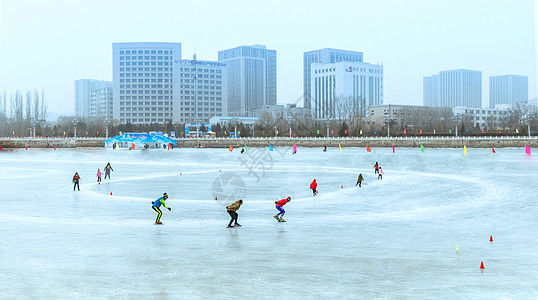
[1,146,537,298]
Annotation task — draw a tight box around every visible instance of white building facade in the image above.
[424,69,482,108]
[218,45,277,117]
[112,42,181,124]
[311,61,383,120]
[74,79,112,118]
[303,48,363,110]
[177,58,228,124]
[89,86,113,119]
[489,75,528,108]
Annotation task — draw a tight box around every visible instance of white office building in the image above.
[489,75,528,108]
[453,106,510,129]
[218,45,276,117]
[303,48,363,110]
[177,57,228,124]
[112,42,181,124]
[74,79,112,118]
[311,61,383,120]
[424,69,482,108]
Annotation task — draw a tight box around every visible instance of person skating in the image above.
[104,162,113,179]
[96,168,103,183]
[378,167,384,180]
[323,146,327,152]
[274,197,291,222]
[310,179,318,196]
[152,193,171,225]
[226,200,243,228]
[356,173,364,187]
[72,172,81,191]
[373,162,379,174]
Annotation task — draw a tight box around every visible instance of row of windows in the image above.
[120,67,171,72]
[119,56,172,61]
[120,118,171,123]
[180,79,222,84]
[120,90,172,94]
[120,79,170,83]
[181,96,222,101]
[181,113,213,117]
[120,107,170,111]
[182,108,221,112]
[120,101,171,106]
[121,113,170,118]
[120,96,171,100]
[121,85,171,89]
[180,85,222,90]
[180,68,222,73]
[120,50,172,55]
[181,91,222,95]
[181,102,222,106]
[464,110,506,115]
[180,73,222,79]
[120,73,172,78]
[120,62,170,66]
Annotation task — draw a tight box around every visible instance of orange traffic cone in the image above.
[480,261,484,269]
[489,235,493,242]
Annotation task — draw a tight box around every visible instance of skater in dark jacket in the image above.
[104,162,113,179]
[373,162,379,174]
[356,173,364,187]
[226,200,243,228]
[310,179,318,196]
[274,197,291,222]
[72,172,81,191]
[152,193,171,225]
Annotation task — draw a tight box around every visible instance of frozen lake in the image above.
[1,146,537,298]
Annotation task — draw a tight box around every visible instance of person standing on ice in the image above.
[72,172,81,191]
[310,179,318,196]
[356,173,364,187]
[226,200,243,228]
[96,168,103,183]
[152,193,171,225]
[274,197,291,222]
[378,167,384,180]
[104,162,113,179]
[373,162,379,174]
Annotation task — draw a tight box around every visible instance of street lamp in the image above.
[72,119,78,138]
[104,119,110,138]
[31,120,38,138]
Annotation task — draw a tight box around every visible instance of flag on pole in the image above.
[269,145,273,151]
[366,145,371,152]
[420,145,425,152]
[491,146,496,153]
[392,145,395,153]
[339,144,342,152]
[360,130,363,135]
[229,145,233,152]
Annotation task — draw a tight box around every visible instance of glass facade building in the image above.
[489,75,528,108]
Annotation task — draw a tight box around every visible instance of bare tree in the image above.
[41,90,47,121]
[33,89,40,122]
[26,91,32,122]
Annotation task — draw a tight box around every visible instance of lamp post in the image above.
[72,119,78,138]
[31,120,38,138]
[104,119,110,138]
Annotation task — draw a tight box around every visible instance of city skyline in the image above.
[0,0,536,115]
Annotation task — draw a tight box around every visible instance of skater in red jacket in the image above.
[310,179,318,196]
[273,197,291,222]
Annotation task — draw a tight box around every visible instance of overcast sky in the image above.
[0,0,536,115]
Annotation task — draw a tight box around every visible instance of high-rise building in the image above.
[489,75,528,108]
[303,49,363,110]
[218,45,276,117]
[424,69,482,108]
[177,56,228,124]
[89,85,113,119]
[112,42,181,124]
[74,79,112,118]
[423,75,439,107]
[311,61,383,120]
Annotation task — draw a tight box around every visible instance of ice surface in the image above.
[1,146,537,298]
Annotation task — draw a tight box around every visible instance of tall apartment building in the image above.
[303,48,363,110]
[112,42,181,124]
[424,69,482,108]
[311,61,383,120]
[74,79,112,118]
[218,45,276,117]
[177,56,228,124]
[489,75,528,108]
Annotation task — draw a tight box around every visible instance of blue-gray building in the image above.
[218,45,276,117]
[424,69,482,108]
[489,75,528,108]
